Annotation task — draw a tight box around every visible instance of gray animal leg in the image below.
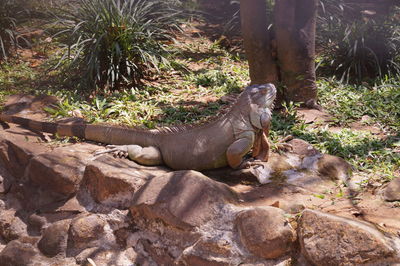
[127,145,163,166]
[95,145,163,166]
[226,138,254,169]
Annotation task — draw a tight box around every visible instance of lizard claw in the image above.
[94,145,129,158]
[241,159,265,169]
[273,135,294,152]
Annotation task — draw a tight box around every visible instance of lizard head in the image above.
[246,83,276,109]
[244,83,276,130]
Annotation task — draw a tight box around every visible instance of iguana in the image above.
[0,83,276,171]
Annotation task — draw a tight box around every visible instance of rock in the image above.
[52,196,86,213]
[3,94,58,115]
[130,170,239,229]
[26,144,97,196]
[0,136,47,178]
[179,255,229,266]
[0,238,77,266]
[0,209,27,241]
[287,138,320,158]
[0,166,13,194]
[27,213,47,236]
[75,247,100,265]
[298,209,397,265]
[235,207,295,259]
[67,214,111,256]
[317,154,352,181]
[179,238,233,266]
[297,108,333,124]
[139,238,175,265]
[81,248,138,266]
[384,178,400,201]
[38,219,71,257]
[83,155,169,208]
[0,239,37,266]
[280,202,305,214]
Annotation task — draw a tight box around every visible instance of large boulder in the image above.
[298,209,398,265]
[130,170,239,229]
[235,207,295,259]
[0,136,47,179]
[82,155,170,208]
[26,144,97,196]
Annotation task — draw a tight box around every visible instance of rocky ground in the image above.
[0,95,399,265]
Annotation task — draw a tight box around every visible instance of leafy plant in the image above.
[192,69,242,93]
[0,0,29,60]
[56,0,185,90]
[317,1,400,82]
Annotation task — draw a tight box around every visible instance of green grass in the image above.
[318,77,400,131]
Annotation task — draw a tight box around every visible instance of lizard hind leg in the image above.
[95,144,163,166]
[126,145,163,166]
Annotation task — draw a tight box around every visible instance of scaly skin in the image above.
[0,84,276,170]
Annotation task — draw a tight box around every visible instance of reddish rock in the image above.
[317,154,352,181]
[0,136,47,178]
[140,239,175,265]
[0,239,37,266]
[3,94,58,115]
[68,214,107,255]
[0,167,13,194]
[179,238,233,266]
[0,238,77,266]
[235,207,295,259]
[83,155,169,208]
[130,170,239,229]
[27,213,47,236]
[287,138,320,158]
[298,209,397,265]
[0,209,27,241]
[38,219,71,257]
[179,255,230,266]
[76,247,138,266]
[26,144,97,196]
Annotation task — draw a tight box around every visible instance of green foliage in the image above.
[318,78,400,131]
[0,0,29,60]
[189,69,242,94]
[317,1,400,82]
[56,0,185,90]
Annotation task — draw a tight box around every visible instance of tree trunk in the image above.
[274,0,318,105]
[240,0,279,84]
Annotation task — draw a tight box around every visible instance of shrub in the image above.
[317,1,400,83]
[0,0,28,60]
[56,0,184,90]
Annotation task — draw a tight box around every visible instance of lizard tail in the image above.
[0,114,157,146]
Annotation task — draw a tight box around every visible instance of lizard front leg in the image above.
[252,128,270,161]
[226,132,257,169]
[252,111,272,162]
